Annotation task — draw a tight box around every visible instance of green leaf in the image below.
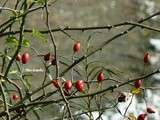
[9,70,18,74]
[90,67,103,80]
[32,28,47,43]
[27,0,34,6]
[6,55,12,60]
[22,39,30,48]
[35,0,46,5]
[59,60,82,77]
[33,109,40,120]
[104,68,117,78]
[23,78,31,90]
[5,36,18,47]
[87,66,101,79]
[86,60,101,70]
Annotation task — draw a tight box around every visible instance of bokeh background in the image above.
[0,0,160,119]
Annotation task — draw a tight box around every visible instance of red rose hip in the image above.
[134,80,142,88]
[52,79,60,88]
[118,92,127,102]
[144,52,150,64]
[64,80,72,90]
[137,113,147,120]
[44,53,51,61]
[75,80,84,92]
[16,54,22,62]
[22,52,30,64]
[12,94,20,101]
[147,107,155,113]
[97,71,105,82]
[44,53,55,62]
[73,41,80,53]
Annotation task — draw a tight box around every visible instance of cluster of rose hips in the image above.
[117,92,156,120]
[51,41,105,94]
[137,106,156,120]
[52,72,105,95]
[133,52,151,92]
[117,52,155,120]
[51,71,105,95]
[117,80,143,103]
[16,52,30,64]
[137,52,153,120]
[52,79,84,95]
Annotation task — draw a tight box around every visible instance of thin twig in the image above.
[123,95,134,117]
[44,0,73,119]
[0,79,10,120]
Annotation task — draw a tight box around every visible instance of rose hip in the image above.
[22,52,30,64]
[73,41,80,53]
[97,71,105,82]
[75,80,84,92]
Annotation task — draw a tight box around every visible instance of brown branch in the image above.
[1,21,160,37]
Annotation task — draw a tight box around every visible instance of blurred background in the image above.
[0,0,160,119]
